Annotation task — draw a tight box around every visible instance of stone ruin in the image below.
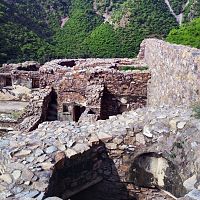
[12,58,150,132]
[0,39,200,200]
[0,61,40,90]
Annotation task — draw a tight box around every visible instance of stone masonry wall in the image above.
[11,71,39,89]
[16,88,52,132]
[40,65,150,120]
[143,39,200,107]
[1,106,200,199]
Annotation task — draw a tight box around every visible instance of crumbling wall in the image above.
[11,70,40,89]
[57,71,104,120]
[44,142,135,200]
[44,143,105,199]
[92,70,150,118]
[0,61,40,89]
[40,65,150,120]
[16,88,53,131]
[143,39,200,107]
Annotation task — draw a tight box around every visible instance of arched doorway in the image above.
[129,152,186,198]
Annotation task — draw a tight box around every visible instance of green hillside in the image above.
[0,0,199,65]
[166,17,200,48]
[0,0,69,64]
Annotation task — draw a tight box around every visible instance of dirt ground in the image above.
[0,101,28,113]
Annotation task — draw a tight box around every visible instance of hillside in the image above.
[0,0,70,64]
[0,0,199,64]
[166,17,200,48]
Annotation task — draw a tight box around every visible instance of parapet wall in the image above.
[143,39,200,107]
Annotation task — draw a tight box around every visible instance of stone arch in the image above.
[129,152,186,198]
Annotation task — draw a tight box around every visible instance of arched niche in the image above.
[129,152,187,198]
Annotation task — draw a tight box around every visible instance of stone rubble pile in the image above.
[0,106,200,199]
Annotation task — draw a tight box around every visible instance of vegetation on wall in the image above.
[119,66,148,71]
[166,17,200,48]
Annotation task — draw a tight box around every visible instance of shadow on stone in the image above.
[43,141,136,200]
[129,152,187,198]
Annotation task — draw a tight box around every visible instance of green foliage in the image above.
[83,23,121,57]
[166,17,200,48]
[184,0,200,21]
[0,0,69,64]
[54,0,103,58]
[84,0,178,58]
[169,0,187,15]
[0,0,199,65]
[119,66,148,71]
[193,104,200,119]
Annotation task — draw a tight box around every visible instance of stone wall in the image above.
[40,62,150,121]
[11,70,40,89]
[57,68,150,120]
[1,106,199,199]
[16,88,53,132]
[0,61,40,89]
[143,39,200,107]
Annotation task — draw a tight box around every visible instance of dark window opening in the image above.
[100,88,121,120]
[32,78,40,88]
[5,76,12,86]
[46,90,58,121]
[58,60,76,67]
[88,109,95,114]
[73,105,86,122]
[17,65,39,71]
[63,104,69,113]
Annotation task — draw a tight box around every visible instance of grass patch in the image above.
[193,104,200,119]
[119,66,148,71]
[10,110,23,120]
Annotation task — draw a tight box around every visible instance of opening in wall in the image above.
[5,76,12,87]
[130,152,186,198]
[32,78,40,88]
[63,103,69,113]
[46,90,58,121]
[73,105,86,122]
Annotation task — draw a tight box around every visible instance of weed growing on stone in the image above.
[193,104,200,119]
[119,66,148,71]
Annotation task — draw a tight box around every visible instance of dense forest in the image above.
[167,17,200,48]
[0,0,199,65]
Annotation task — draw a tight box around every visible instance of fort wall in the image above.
[142,39,200,107]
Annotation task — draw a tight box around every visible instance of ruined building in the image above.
[0,39,200,200]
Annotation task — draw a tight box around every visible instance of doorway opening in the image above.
[5,76,12,87]
[32,78,40,89]
[73,105,86,122]
[46,90,58,121]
